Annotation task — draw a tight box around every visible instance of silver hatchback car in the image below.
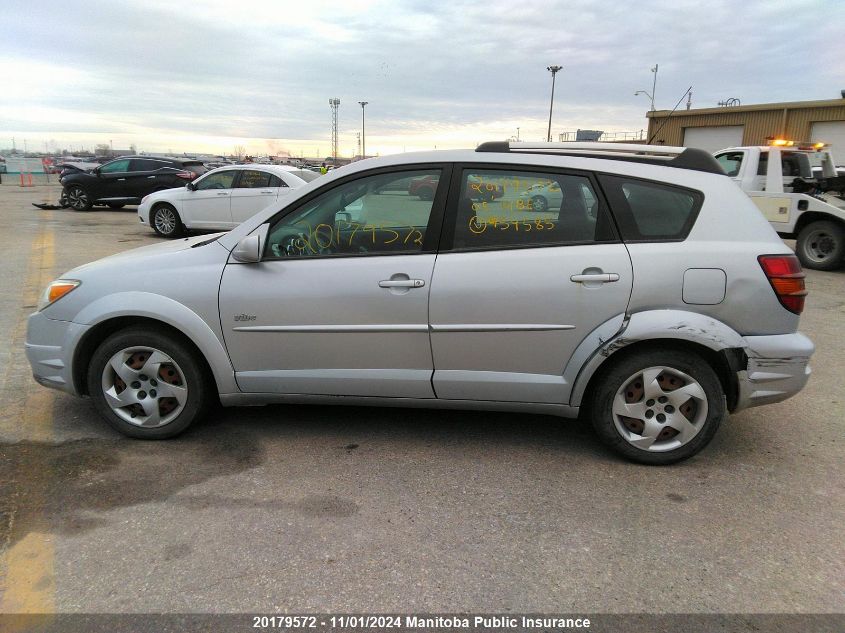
[26,142,814,464]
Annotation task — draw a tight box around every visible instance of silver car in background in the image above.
[26,142,813,464]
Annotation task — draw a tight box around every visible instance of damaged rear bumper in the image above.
[734,332,813,412]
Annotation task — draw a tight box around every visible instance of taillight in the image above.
[758,254,807,314]
[176,170,196,180]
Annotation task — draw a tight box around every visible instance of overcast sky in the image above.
[1,0,843,157]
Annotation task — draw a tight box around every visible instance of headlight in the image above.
[37,279,80,311]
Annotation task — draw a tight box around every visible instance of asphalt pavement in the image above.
[0,185,842,614]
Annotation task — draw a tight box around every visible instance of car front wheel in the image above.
[531,195,548,212]
[66,185,93,211]
[87,327,211,439]
[151,203,185,238]
[796,220,844,271]
[589,348,725,465]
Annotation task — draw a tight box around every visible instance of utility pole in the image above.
[546,65,562,142]
[358,101,368,158]
[516,127,520,141]
[356,132,361,158]
[328,98,340,161]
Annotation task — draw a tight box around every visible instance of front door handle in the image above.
[147,175,156,179]
[216,192,230,196]
[379,279,425,288]
[570,273,620,283]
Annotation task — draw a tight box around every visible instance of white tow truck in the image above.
[714,141,845,270]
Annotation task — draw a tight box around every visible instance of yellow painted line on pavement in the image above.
[0,219,57,617]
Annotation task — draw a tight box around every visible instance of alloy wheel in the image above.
[101,346,188,428]
[68,187,88,210]
[611,366,708,452]
[531,195,548,212]
[154,207,177,235]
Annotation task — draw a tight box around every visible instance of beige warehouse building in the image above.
[646,98,845,157]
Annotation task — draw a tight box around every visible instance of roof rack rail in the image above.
[475,141,724,175]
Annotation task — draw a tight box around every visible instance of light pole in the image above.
[650,64,658,110]
[635,64,658,111]
[634,89,654,111]
[546,65,562,142]
[358,101,368,158]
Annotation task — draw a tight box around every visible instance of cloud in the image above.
[1,0,842,156]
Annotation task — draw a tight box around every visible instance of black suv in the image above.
[60,156,207,211]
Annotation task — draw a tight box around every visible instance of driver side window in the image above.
[99,159,130,173]
[196,170,237,190]
[715,152,743,177]
[265,169,441,259]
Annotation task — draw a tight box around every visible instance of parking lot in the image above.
[0,184,842,614]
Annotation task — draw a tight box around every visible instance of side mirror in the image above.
[186,182,197,191]
[335,211,352,224]
[231,224,269,263]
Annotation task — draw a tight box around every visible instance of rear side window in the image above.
[450,169,615,250]
[237,170,273,188]
[598,175,702,241]
[131,158,168,171]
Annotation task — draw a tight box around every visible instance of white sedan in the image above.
[138,164,319,237]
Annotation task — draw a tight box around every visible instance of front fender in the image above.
[71,291,238,394]
[569,310,746,407]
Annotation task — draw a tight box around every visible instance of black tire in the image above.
[106,202,125,209]
[531,195,548,212]
[589,347,726,465]
[151,203,185,238]
[87,327,211,439]
[796,220,845,271]
[66,185,93,211]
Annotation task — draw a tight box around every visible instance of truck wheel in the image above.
[87,327,211,439]
[796,221,845,271]
[589,348,725,465]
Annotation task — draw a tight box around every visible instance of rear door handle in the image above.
[216,192,230,196]
[147,175,156,179]
[570,273,620,283]
[379,279,425,288]
[260,189,273,194]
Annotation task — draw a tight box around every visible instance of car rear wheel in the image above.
[152,203,185,238]
[87,327,211,439]
[796,220,844,271]
[589,348,725,465]
[66,185,92,211]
